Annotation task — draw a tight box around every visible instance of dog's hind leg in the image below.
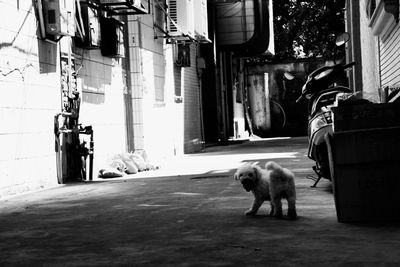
[269,202,275,216]
[272,197,283,218]
[287,197,297,219]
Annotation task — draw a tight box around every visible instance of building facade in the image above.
[346,0,400,102]
[0,0,207,197]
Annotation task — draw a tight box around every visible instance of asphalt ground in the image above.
[1,137,400,266]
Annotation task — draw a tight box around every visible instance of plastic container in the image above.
[332,102,400,132]
[326,126,400,222]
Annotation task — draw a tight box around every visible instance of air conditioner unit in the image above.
[98,0,149,15]
[168,0,194,40]
[99,0,141,6]
[42,0,75,37]
[193,0,210,43]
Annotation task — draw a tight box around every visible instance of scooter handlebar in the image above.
[343,61,356,69]
[296,61,356,104]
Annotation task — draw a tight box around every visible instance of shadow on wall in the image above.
[37,40,57,74]
[0,2,57,75]
[32,0,58,74]
[75,49,113,105]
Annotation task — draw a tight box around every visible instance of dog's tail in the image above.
[266,161,293,182]
[265,161,280,171]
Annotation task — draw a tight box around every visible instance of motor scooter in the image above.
[286,33,355,187]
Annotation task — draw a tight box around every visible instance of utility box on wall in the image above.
[75,1,101,48]
[174,43,191,67]
[42,0,75,36]
[100,17,125,58]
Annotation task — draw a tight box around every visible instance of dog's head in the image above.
[234,164,259,192]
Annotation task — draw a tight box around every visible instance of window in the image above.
[154,0,167,36]
[368,0,399,42]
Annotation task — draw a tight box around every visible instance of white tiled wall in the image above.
[0,0,206,197]
[127,15,179,163]
[77,48,128,174]
[0,2,60,196]
[0,1,130,196]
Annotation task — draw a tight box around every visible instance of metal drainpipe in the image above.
[347,0,363,93]
[122,15,135,153]
[220,0,271,57]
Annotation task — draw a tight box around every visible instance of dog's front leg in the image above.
[271,197,283,218]
[245,197,264,216]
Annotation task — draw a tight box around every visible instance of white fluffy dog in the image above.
[234,161,297,219]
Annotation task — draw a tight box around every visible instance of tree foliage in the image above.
[273,0,346,60]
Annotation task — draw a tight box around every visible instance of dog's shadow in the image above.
[246,213,300,221]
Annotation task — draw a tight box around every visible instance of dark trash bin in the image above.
[326,126,400,223]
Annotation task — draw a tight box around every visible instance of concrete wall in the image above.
[126,13,204,160]
[127,15,181,163]
[244,59,338,137]
[0,1,60,196]
[232,60,248,139]
[0,0,206,197]
[127,10,204,158]
[0,2,131,196]
[183,43,203,153]
[354,0,400,102]
[358,0,380,102]
[74,47,128,175]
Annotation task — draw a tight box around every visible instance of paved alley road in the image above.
[1,137,400,266]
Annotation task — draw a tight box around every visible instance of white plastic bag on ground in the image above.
[128,153,147,172]
[119,153,139,174]
[98,168,124,178]
[110,158,127,173]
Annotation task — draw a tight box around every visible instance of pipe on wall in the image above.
[220,0,271,57]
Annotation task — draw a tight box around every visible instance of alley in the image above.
[1,137,400,266]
